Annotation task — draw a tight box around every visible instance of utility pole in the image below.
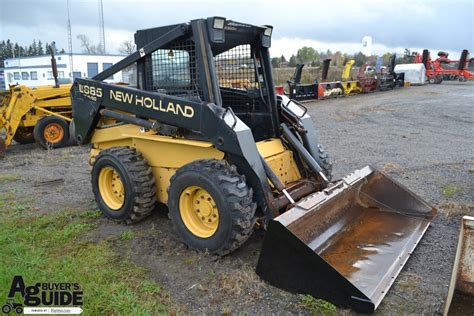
[67,0,74,78]
[98,0,106,54]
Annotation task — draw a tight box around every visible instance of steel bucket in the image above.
[257,166,436,313]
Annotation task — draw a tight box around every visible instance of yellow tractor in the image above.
[71,17,436,313]
[0,43,72,155]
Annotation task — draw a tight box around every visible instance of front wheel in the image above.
[168,159,256,256]
[13,127,35,144]
[91,147,157,224]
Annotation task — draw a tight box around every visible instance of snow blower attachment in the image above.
[319,58,344,98]
[70,17,436,314]
[257,166,436,313]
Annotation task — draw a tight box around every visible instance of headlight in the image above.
[213,17,226,29]
[264,27,273,36]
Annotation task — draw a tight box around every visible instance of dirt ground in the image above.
[1,81,473,314]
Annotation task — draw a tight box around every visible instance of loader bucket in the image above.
[257,166,436,313]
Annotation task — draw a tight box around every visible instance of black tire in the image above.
[317,144,333,181]
[2,304,11,314]
[68,119,77,146]
[13,127,35,144]
[91,147,157,224]
[15,306,22,314]
[168,159,256,256]
[434,75,443,84]
[33,116,70,149]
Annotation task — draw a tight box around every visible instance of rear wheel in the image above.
[13,127,35,144]
[91,147,157,223]
[33,116,70,149]
[168,159,256,256]
[2,305,11,314]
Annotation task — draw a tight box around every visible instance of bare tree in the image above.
[119,39,135,55]
[76,34,103,54]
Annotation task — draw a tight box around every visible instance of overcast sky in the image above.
[1,0,473,58]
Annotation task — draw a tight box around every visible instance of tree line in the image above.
[0,39,66,67]
[272,46,403,68]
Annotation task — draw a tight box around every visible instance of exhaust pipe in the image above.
[49,42,59,88]
[257,166,436,313]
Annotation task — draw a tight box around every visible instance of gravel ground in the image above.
[0,81,472,314]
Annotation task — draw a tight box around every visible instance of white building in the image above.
[362,36,372,56]
[3,53,126,89]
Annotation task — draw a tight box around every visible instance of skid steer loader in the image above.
[0,42,72,155]
[70,17,436,313]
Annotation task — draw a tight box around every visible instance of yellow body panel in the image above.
[0,84,72,147]
[91,124,302,204]
[341,81,362,95]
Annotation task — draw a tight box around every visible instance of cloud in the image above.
[1,0,472,56]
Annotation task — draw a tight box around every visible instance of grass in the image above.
[0,205,171,315]
[0,173,20,182]
[299,295,337,316]
[441,184,463,198]
[120,229,134,241]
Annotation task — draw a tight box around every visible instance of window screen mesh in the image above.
[214,44,263,111]
[145,39,202,101]
[214,44,257,90]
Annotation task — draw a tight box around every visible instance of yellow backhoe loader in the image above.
[0,43,72,155]
[71,18,436,313]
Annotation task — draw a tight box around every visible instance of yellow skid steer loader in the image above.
[70,17,436,313]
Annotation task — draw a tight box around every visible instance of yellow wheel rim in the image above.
[98,166,125,210]
[179,186,219,238]
[43,123,64,143]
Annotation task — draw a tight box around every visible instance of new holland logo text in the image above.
[110,90,195,118]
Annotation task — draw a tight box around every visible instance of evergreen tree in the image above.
[37,40,44,55]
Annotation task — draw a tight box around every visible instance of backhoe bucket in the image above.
[257,166,436,313]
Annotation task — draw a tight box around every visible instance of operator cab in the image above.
[134,17,277,141]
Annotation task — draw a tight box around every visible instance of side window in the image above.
[14,72,20,80]
[58,71,65,79]
[87,62,99,77]
[47,71,53,79]
[102,62,113,80]
[21,72,29,80]
[30,71,38,80]
[149,49,192,96]
[151,49,190,85]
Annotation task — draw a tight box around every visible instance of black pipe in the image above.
[100,109,156,130]
[322,59,331,81]
[281,123,329,184]
[260,156,285,192]
[49,42,59,88]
